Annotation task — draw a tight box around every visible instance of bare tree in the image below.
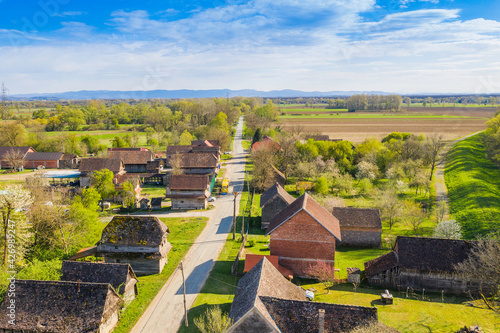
[170,153,184,176]
[4,148,25,171]
[251,147,277,191]
[434,200,448,223]
[454,237,500,314]
[276,132,298,179]
[377,189,403,229]
[426,134,446,181]
[194,305,233,333]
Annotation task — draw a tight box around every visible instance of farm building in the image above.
[79,157,125,187]
[251,136,280,152]
[61,261,139,303]
[97,216,171,275]
[332,207,382,247]
[151,197,163,210]
[107,148,153,173]
[191,139,220,147]
[166,143,220,161]
[0,279,123,333]
[167,153,219,175]
[23,152,78,169]
[260,183,295,230]
[265,193,341,277]
[243,254,293,279]
[364,236,486,294]
[0,146,35,169]
[147,159,164,173]
[229,257,387,333]
[139,197,150,210]
[166,174,210,210]
[271,165,286,188]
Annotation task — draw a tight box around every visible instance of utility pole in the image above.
[180,261,188,327]
[232,191,239,240]
[1,82,7,120]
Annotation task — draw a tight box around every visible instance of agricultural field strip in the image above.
[280,114,486,120]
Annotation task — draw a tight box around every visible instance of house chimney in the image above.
[318,309,325,333]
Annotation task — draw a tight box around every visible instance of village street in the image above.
[130,116,246,333]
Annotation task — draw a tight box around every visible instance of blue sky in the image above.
[0,0,499,94]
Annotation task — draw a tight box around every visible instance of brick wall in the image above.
[270,210,337,277]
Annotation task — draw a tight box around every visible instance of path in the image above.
[433,131,484,217]
[130,116,246,333]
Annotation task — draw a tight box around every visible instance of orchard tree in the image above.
[425,134,446,181]
[91,169,115,211]
[194,305,233,333]
[307,260,337,294]
[434,219,462,239]
[377,189,403,229]
[0,185,33,266]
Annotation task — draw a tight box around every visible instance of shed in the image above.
[151,197,163,210]
[364,236,486,294]
[23,152,64,169]
[0,280,123,333]
[139,197,150,210]
[332,207,382,248]
[259,183,295,229]
[97,216,171,275]
[61,261,138,303]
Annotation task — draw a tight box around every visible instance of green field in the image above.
[114,217,208,333]
[445,133,500,238]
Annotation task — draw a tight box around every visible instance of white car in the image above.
[208,196,216,202]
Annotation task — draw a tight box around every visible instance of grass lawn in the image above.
[297,282,500,333]
[445,133,500,238]
[114,217,208,333]
[141,184,166,197]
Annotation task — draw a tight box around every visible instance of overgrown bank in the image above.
[445,133,500,238]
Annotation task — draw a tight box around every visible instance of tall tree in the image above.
[91,169,115,211]
[425,134,446,180]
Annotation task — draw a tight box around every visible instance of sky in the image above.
[0,0,500,95]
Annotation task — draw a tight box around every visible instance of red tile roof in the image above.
[244,254,293,279]
[265,193,341,241]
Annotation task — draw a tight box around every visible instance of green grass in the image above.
[297,282,500,333]
[445,133,500,238]
[140,184,166,197]
[281,108,349,112]
[113,217,208,333]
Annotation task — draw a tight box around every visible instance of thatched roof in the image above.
[61,261,138,294]
[332,207,382,229]
[265,193,341,241]
[0,280,122,333]
[100,216,169,247]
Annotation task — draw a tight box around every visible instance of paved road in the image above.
[130,116,246,333]
[434,131,484,218]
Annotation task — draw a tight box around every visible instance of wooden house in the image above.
[0,280,123,333]
[0,146,35,170]
[166,174,210,210]
[332,207,382,248]
[79,158,125,187]
[265,193,341,277]
[228,257,389,333]
[260,183,295,230]
[139,197,150,210]
[97,216,171,275]
[151,197,163,210]
[364,236,486,294]
[61,261,138,303]
[107,148,153,173]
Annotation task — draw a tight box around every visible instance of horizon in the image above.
[1,1,500,95]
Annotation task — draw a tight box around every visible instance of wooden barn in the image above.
[61,261,139,303]
[97,216,171,275]
[260,183,295,230]
[0,280,123,333]
[107,148,153,173]
[364,236,486,294]
[265,193,341,278]
[166,174,210,210]
[228,257,389,333]
[79,157,125,187]
[332,207,382,248]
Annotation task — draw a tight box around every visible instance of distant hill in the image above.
[10,89,392,101]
